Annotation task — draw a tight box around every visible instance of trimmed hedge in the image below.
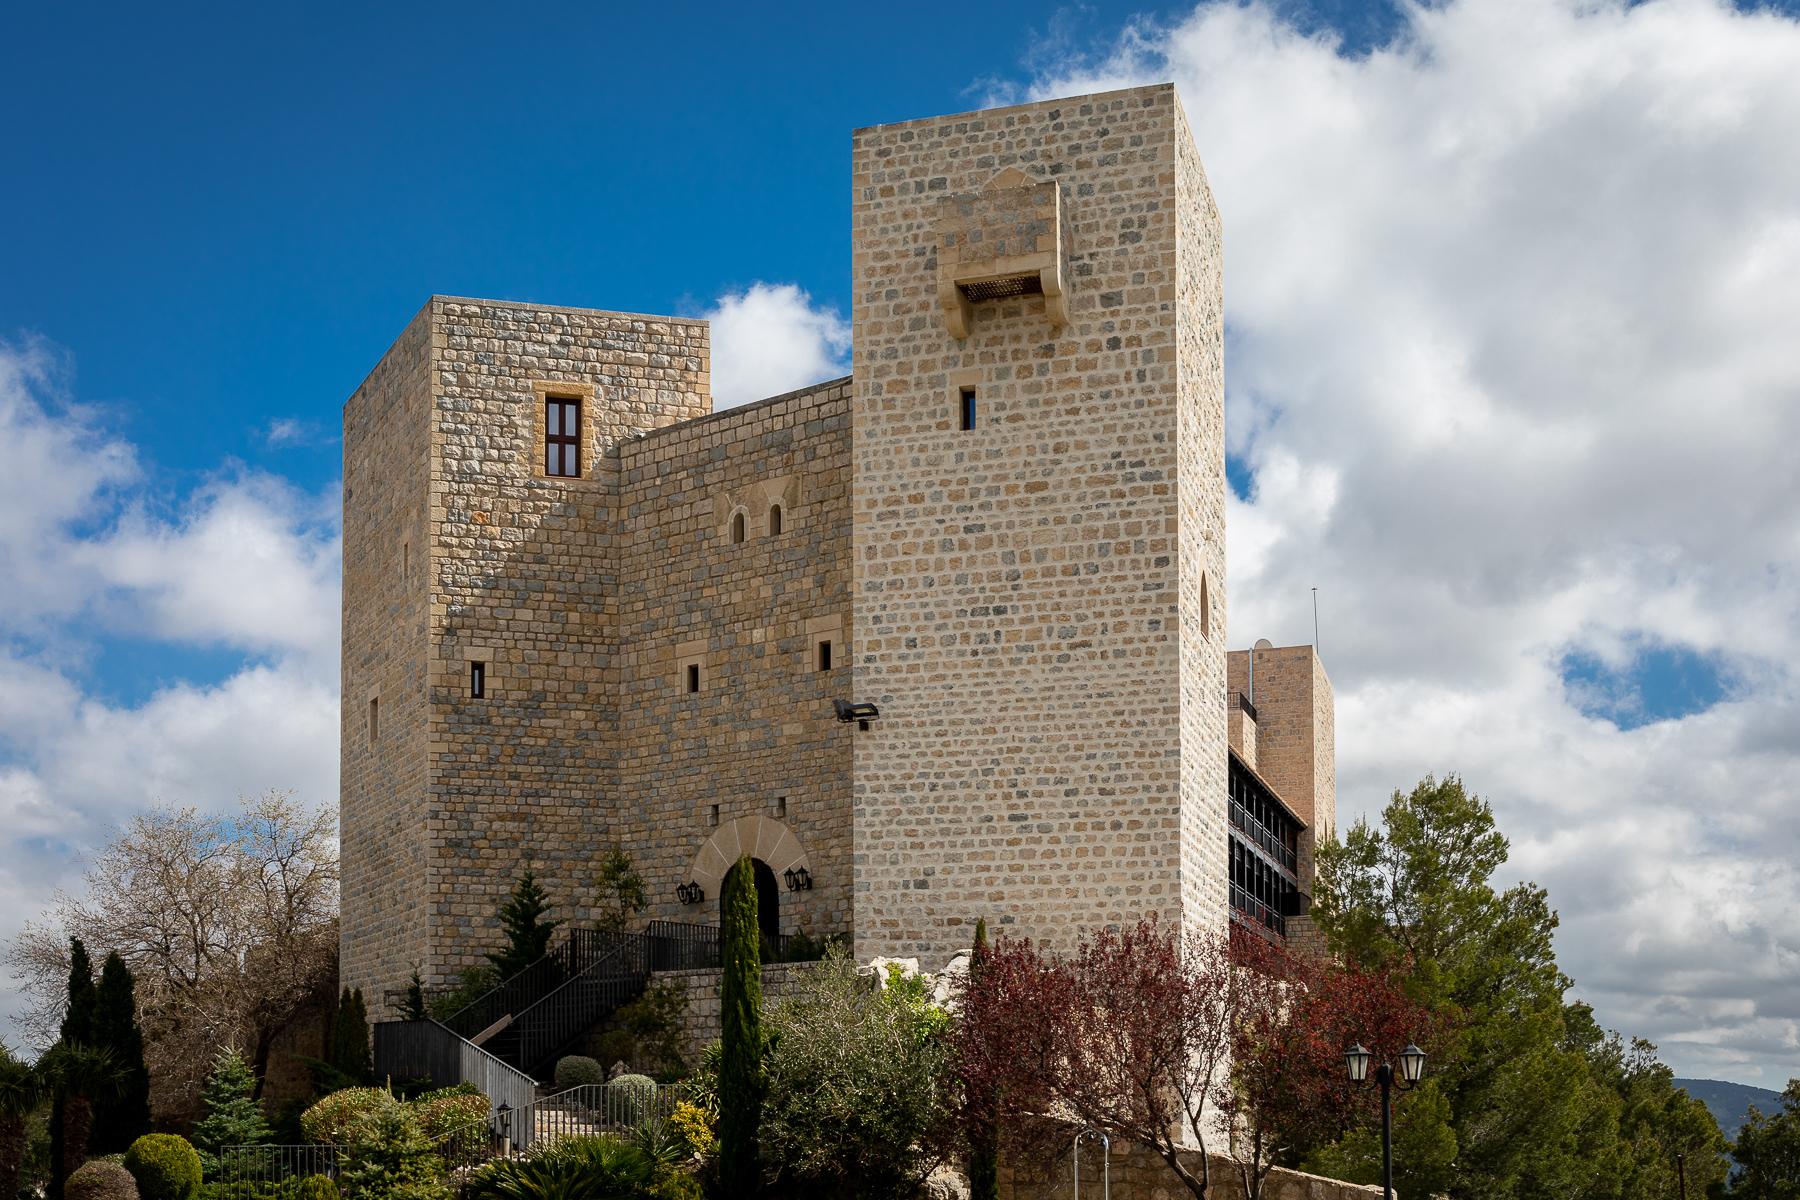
[553,1056,605,1089]
[124,1134,202,1200]
[67,1160,141,1200]
[607,1075,658,1125]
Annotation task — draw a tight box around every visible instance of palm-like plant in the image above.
[0,1049,44,1200]
[40,1043,124,1180]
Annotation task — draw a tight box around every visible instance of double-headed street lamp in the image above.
[1345,1041,1427,1200]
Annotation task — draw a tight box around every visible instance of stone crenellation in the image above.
[340,83,1336,1016]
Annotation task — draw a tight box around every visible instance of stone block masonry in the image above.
[340,84,1334,1019]
[849,83,1228,965]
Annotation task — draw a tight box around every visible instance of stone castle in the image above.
[339,83,1334,1014]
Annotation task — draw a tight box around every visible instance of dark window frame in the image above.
[818,640,833,672]
[959,386,978,431]
[686,662,701,693]
[470,661,486,699]
[545,396,582,477]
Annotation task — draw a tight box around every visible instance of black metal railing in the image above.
[1229,799,1299,875]
[645,920,723,970]
[442,927,622,1043]
[1230,883,1288,939]
[480,932,653,1078]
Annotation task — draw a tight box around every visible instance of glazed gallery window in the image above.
[545,396,582,477]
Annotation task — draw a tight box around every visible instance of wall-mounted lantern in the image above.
[675,881,704,905]
[783,866,813,892]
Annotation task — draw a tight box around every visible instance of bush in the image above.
[605,1076,658,1126]
[67,1160,141,1200]
[552,1056,605,1089]
[295,1176,338,1200]
[757,948,954,1199]
[337,1104,448,1200]
[124,1134,203,1200]
[409,1092,488,1141]
[425,967,499,1024]
[300,1088,402,1145]
[409,1084,480,1103]
[667,1101,715,1159]
[464,1136,657,1200]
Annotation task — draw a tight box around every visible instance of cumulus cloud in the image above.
[704,282,851,409]
[1012,0,1800,1084]
[0,340,340,1051]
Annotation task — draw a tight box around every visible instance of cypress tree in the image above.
[60,938,98,1045]
[91,953,150,1153]
[50,937,97,1200]
[189,1048,272,1180]
[967,917,999,1200]
[717,855,764,1196]
[330,988,372,1083]
[486,869,562,980]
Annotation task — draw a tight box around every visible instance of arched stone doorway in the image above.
[717,859,781,947]
[686,815,810,941]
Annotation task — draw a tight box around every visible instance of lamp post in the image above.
[1345,1042,1426,1200]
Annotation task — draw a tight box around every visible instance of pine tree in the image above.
[718,855,764,1197]
[189,1048,272,1180]
[966,917,999,1200]
[330,988,372,1082]
[486,870,562,980]
[90,953,151,1154]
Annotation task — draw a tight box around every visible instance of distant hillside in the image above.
[1675,1078,1786,1141]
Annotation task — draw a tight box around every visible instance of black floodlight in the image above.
[834,699,880,730]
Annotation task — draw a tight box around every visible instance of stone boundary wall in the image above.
[1002,1140,1387,1200]
[649,962,825,1062]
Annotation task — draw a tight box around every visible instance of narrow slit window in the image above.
[470,661,486,699]
[545,396,582,477]
[1200,573,1210,639]
[368,698,379,745]
[768,504,783,536]
[775,796,787,818]
[402,541,410,583]
[709,804,720,827]
[817,640,833,672]
[960,386,978,431]
[731,512,746,544]
[686,663,701,693]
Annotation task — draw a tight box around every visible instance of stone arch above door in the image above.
[688,815,809,901]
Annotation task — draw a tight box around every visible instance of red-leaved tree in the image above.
[1221,933,1435,1199]
[954,918,1433,1200]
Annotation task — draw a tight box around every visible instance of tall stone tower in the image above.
[340,299,711,1006]
[848,83,1229,964]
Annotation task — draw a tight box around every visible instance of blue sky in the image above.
[4,0,1799,1085]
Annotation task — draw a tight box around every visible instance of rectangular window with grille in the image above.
[545,396,581,477]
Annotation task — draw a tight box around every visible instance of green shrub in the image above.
[295,1176,339,1200]
[757,948,954,1199]
[464,1136,656,1200]
[409,1083,480,1103]
[424,967,499,1024]
[716,856,763,1196]
[552,1056,605,1089]
[606,1076,657,1126]
[300,1088,401,1145]
[124,1134,203,1200]
[67,1159,140,1200]
[337,1103,448,1200]
[409,1092,487,1140]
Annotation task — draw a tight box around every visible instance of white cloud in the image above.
[0,341,340,1052]
[1014,0,1800,1085]
[703,282,851,409]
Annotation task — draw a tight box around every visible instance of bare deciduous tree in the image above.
[8,791,338,1118]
